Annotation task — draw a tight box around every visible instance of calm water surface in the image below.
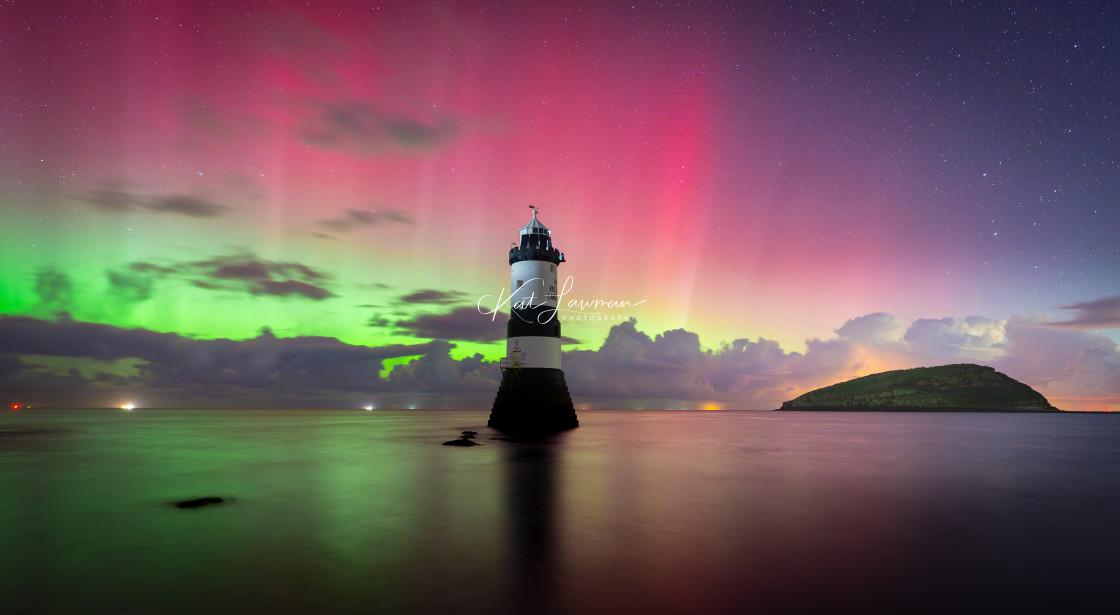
[1,409,1119,614]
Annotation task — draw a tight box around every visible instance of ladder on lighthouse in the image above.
[499,342,524,384]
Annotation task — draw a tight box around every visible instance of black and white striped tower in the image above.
[488,206,578,433]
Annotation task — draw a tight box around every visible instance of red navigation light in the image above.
[11,404,20,410]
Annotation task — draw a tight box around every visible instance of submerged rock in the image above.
[174,497,227,509]
[777,363,1058,412]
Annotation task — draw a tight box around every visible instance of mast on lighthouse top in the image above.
[520,205,550,236]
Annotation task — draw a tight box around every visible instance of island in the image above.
[776,363,1059,412]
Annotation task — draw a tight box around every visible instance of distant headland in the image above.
[776,363,1059,412]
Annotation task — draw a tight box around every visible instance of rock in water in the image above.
[174,497,226,509]
[443,438,480,446]
[777,363,1058,412]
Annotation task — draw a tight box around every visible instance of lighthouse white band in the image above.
[510,260,559,307]
[507,336,561,369]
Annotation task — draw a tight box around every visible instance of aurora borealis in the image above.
[2,1,1118,410]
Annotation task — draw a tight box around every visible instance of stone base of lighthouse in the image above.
[489,368,579,434]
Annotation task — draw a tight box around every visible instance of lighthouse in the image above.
[488,206,579,433]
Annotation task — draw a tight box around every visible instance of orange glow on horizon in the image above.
[1051,396,1119,413]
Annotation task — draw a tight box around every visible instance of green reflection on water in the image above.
[0,410,509,614]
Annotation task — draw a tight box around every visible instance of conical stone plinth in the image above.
[489,368,578,433]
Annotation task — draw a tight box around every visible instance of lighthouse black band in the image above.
[509,246,564,265]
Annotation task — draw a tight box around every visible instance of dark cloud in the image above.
[34,268,73,308]
[106,269,154,303]
[317,207,414,233]
[145,195,227,218]
[253,279,335,300]
[0,315,454,407]
[202,258,324,282]
[1,315,190,363]
[76,184,229,218]
[367,314,392,327]
[1046,296,1120,329]
[0,355,24,378]
[126,253,335,301]
[5,312,1116,410]
[130,262,177,275]
[395,306,506,341]
[387,340,497,393]
[397,289,469,305]
[78,187,143,212]
[565,324,719,399]
[297,99,459,156]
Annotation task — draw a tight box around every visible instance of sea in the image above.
[1,409,1118,614]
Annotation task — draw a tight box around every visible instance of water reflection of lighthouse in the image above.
[488,206,579,433]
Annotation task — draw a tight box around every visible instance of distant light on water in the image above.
[363,405,374,411]
[121,404,134,411]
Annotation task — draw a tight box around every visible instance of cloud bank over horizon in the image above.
[3,307,1115,411]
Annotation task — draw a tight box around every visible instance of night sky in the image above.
[2,0,1118,410]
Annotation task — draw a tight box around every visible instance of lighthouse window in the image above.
[550,265,555,272]
[516,280,523,289]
